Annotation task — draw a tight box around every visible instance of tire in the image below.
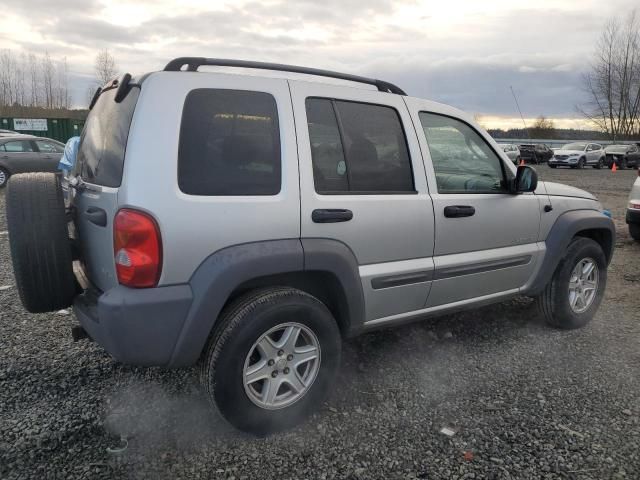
[621,158,628,170]
[5,173,76,313]
[549,164,557,168]
[630,224,640,242]
[594,157,604,169]
[0,167,9,188]
[577,158,585,169]
[200,287,342,435]
[537,237,607,329]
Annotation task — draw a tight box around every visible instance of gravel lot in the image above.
[1,168,639,480]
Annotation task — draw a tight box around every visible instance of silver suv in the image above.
[5,58,615,435]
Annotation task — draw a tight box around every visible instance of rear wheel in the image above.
[630,224,640,242]
[549,164,557,168]
[0,167,9,188]
[5,173,76,313]
[537,237,607,329]
[594,157,604,169]
[200,288,341,435]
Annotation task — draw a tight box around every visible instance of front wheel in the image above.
[630,224,640,242]
[200,288,341,435]
[537,237,607,329]
[549,164,557,168]
[577,158,585,169]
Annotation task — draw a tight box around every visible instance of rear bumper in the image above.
[627,208,640,225]
[74,284,193,366]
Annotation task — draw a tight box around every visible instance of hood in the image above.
[553,149,583,156]
[537,181,597,201]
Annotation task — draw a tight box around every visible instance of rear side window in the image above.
[4,140,34,152]
[35,140,60,153]
[75,87,140,187]
[178,89,281,196]
[306,98,414,194]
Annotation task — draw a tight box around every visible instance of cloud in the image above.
[0,0,637,124]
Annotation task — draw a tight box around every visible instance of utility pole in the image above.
[510,86,531,139]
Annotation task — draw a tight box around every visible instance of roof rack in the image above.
[163,57,407,95]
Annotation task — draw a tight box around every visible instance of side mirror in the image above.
[513,165,538,193]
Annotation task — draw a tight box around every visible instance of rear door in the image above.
[34,139,63,172]
[71,85,140,291]
[290,81,435,323]
[405,98,543,307]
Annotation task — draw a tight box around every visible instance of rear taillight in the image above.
[113,209,162,288]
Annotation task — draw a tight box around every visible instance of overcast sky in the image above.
[0,0,637,129]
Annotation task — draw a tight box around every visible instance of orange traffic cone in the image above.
[612,162,617,172]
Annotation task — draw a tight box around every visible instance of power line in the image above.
[510,85,531,139]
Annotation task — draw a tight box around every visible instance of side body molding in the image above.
[523,209,615,296]
[169,238,365,367]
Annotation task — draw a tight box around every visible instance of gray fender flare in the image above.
[168,238,364,367]
[524,209,615,295]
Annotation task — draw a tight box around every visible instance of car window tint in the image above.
[35,140,58,153]
[3,140,33,152]
[178,89,281,196]
[306,98,348,192]
[305,98,414,193]
[419,112,506,193]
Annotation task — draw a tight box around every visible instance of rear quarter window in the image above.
[178,89,281,196]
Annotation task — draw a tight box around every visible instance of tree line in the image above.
[0,50,71,109]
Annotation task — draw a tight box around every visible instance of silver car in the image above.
[499,143,521,163]
[5,58,615,435]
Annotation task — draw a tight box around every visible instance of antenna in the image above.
[510,86,531,139]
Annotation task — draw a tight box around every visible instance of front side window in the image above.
[3,140,33,153]
[178,89,281,196]
[306,98,414,193]
[36,140,59,153]
[419,112,507,193]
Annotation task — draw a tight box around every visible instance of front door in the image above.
[405,98,543,307]
[290,81,435,322]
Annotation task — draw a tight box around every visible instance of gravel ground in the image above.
[1,167,639,480]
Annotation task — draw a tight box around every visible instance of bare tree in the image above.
[579,10,640,139]
[530,115,556,138]
[42,52,55,108]
[94,49,118,86]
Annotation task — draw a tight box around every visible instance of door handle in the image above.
[312,209,353,223]
[85,207,107,227]
[444,205,475,218]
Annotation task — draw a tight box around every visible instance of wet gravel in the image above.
[1,167,640,479]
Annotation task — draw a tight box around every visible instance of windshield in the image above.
[562,143,586,151]
[74,86,140,187]
[605,145,629,153]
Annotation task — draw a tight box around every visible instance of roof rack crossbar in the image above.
[163,57,407,95]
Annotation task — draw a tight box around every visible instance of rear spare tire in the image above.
[6,173,76,313]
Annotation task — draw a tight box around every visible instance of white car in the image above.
[627,175,640,241]
[499,144,521,163]
[549,142,606,169]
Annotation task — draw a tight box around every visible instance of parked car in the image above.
[518,143,553,164]
[5,58,615,435]
[499,143,521,163]
[627,174,640,241]
[605,144,640,169]
[548,142,606,169]
[0,136,65,188]
[0,129,23,137]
